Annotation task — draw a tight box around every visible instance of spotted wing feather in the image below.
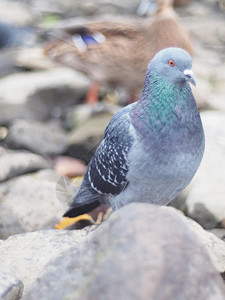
[87,106,134,195]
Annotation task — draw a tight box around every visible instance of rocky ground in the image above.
[0,0,225,299]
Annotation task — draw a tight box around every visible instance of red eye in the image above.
[168,59,175,67]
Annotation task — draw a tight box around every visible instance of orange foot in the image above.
[55,214,95,230]
[55,203,108,230]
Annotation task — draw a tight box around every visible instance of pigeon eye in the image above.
[168,60,175,67]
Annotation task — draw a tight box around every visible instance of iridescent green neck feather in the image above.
[131,72,197,139]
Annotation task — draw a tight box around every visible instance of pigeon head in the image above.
[133,47,199,138]
[149,47,196,87]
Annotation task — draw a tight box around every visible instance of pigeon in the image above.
[64,47,205,218]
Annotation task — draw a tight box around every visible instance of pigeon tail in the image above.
[63,199,102,218]
[63,174,105,218]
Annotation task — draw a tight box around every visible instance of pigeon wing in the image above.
[87,105,135,196]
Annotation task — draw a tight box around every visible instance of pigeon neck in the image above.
[131,72,195,139]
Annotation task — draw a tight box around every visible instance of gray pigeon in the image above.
[64,47,205,218]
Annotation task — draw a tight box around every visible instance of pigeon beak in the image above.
[183,69,196,87]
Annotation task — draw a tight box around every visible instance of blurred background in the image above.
[0,0,225,236]
[0,1,225,299]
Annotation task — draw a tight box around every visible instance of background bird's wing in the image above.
[51,16,143,38]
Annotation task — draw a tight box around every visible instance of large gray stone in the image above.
[0,68,90,122]
[0,229,89,297]
[0,149,49,182]
[0,68,89,105]
[5,119,68,156]
[0,273,23,300]
[24,204,225,300]
[0,170,65,239]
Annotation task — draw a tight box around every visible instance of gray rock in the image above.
[65,103,118,129]
[191,53,225,112]
[0,49,22,79]
[186,217,225,273]
[24,204,225,300]
[174,111,225,229]
[0,68,89,104]
[26,85,87,121]
[0,149,49,182]
[0,0,32,26]
[0,229,89,297]
[0,68,90,122]
[209,93,225,112]
[0,272,23,300]
[207,63,225,112]
[208,229,225,241]
[0,170,65,239]
[5,119,68,156]
[68,111,112,161]
[15,47,60,71]
[188,15,225,50]
[0,103,30,126]
[191,74,213,110]
[0,128,7,141]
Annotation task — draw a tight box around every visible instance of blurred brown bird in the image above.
[45,0,193,104]
[173,0,192,6]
